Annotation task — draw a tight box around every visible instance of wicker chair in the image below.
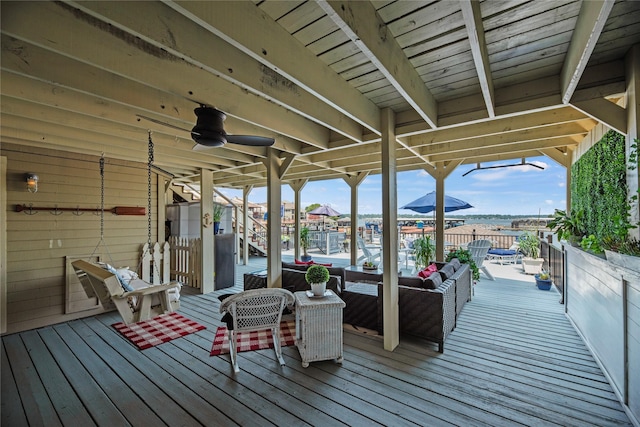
[219,288,295,373]
[466,239,495,280]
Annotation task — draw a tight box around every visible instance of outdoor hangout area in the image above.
[3,1,640,426]
[2,254,633,426]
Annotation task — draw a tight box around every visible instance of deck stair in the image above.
[169,183,200,202]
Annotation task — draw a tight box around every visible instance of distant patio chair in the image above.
[219,288,295,373]
[487,242,521,265]
[466,239,495,280]
[356,236,382,265]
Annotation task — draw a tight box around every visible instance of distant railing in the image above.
[400,231,517,251]
[540,237,564,302]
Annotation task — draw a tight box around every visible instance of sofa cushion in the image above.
[439,264,455,280]
[425,272,443,289]
[449,258,461,271]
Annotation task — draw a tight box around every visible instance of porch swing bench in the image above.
[72,259,181,325]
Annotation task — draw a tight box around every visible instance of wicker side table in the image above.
[294,290,346,368]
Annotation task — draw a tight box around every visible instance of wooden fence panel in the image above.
[169,237,201,288]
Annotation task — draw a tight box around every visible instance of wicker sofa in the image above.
[243,262,344,295]
[435,259,472,322]
[385,274,456,352]
[342,259,471,352]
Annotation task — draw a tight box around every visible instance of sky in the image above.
[218,155,568,217]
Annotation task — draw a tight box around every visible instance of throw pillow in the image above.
[424,272,443,289]
[417,263,438,278]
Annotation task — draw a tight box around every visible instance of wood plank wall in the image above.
[1,143,158,334]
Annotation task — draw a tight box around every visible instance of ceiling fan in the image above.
[137,106,275,150]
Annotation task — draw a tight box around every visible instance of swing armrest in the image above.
[119,282,180,298]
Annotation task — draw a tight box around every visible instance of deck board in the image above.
[1,259,633,426]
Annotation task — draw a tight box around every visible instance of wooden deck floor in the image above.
[1,259,632,426]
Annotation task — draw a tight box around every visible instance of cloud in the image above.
[545,199,554,205]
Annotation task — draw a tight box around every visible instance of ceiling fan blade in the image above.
[227,135,275,146]
[192,143,212,151]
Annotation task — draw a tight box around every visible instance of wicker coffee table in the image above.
[294,290,346,368]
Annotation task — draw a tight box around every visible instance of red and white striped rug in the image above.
[210,320,296,356]
[112,312,206,350]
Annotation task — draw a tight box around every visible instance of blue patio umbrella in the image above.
[401,191,473,214]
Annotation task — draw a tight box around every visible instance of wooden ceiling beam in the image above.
[70,1,364,145]
[1,2,329,149]
[460,0,495,118]
[318,0,438,129]
[560,0,615,103]
[168,0,382,135]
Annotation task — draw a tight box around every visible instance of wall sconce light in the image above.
[26,173,39,193]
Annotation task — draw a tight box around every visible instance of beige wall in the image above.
[1,144,157,334]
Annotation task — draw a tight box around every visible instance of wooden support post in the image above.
[290,180,308,262]
[200,169,214,293]
[265,149,283,288]
[380,108,399,352]
[242,186,253,265]
[344,172,368,266]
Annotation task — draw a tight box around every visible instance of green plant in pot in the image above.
[413,235,435,271]
[281,235,290,250]
[546,208,585,246]
[212,203,225,234]
[518,231,543,274]
[535,269,553,290]
[446,248,480,281]
[305,264,330,296]
[300,226,312,262]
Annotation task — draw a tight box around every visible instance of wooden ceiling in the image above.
[2,1,639,188]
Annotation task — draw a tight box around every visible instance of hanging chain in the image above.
[99,154,105,239]
[147,131,153,248]
[90,152,114,264]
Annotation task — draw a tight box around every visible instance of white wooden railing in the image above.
[140,242,170,284]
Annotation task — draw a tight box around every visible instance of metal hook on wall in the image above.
[50,205,63,216]
[72,206,84,216]
[24,203,37,215]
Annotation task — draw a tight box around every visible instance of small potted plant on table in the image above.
[362,261,378,270]
[305,264,330,297]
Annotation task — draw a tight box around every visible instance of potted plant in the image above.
[305,264,330,296]
[446,248,480,281]
[518,231,543,274]
[300,226,312,262]
[362,261,378,270]
[546,208,585,246]
[534,269,553,290]
[281,235,290,250]
[213,203,224,235]
[413,235,435,271]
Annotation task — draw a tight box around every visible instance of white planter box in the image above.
[522,257,543,274]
